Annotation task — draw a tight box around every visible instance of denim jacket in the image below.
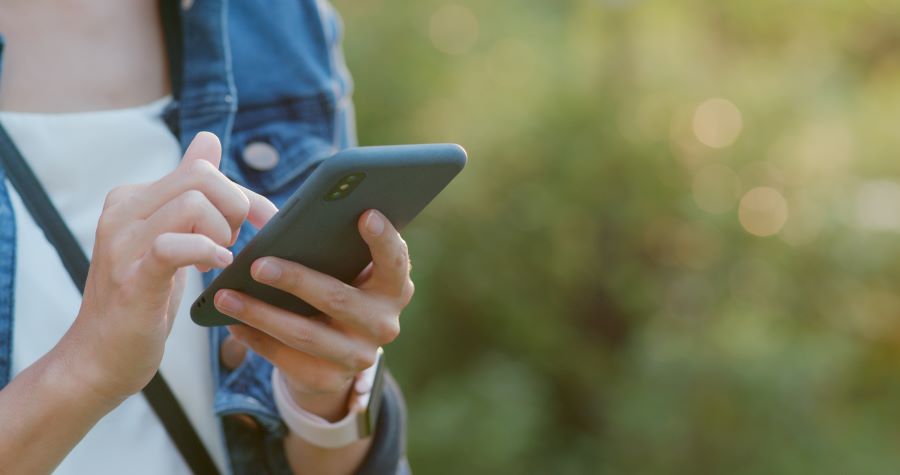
[0,1,407,474]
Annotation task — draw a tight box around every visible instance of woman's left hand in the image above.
[214,209,413,419]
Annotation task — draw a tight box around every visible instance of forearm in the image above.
[0,335,122,474]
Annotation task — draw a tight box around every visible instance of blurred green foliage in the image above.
[332,0,900,473]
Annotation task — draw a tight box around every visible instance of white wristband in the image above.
[271,350,381,449]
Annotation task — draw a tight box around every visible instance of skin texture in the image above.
[217,211,413,473]
[0,2,412,474]
[0,0,169,113]
[0,133,252,473]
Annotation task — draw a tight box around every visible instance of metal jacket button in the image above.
[242,141,280,171]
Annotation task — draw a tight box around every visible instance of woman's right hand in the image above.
[62,132,277,402]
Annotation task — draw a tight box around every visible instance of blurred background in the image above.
[332,0,900,473]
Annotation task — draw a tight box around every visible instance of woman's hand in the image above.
[215,209,413,420]
[66,132,276,403]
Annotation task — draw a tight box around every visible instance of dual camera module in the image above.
[324,173,366,201]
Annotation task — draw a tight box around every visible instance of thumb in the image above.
[180,131,222,169]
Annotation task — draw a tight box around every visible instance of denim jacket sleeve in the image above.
[213,332,410,475]
[174,0,410,472]
[205,180,410,474]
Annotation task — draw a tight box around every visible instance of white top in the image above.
[1,97,229,474]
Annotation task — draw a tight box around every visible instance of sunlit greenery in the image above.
[333,0,900,472]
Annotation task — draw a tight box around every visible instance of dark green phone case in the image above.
[190,144,467,327]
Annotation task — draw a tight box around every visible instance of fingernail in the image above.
[216,247,233,266]
[254,259,282,283]
[216,290,244,314]
[365,211,384,236]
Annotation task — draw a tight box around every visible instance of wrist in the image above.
[44,335,127,412]
[274,349,385,449]
[54,323,134,406]
[283,376,354,422]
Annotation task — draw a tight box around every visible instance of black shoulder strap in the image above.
[0,124,220,475]
[159,0,184,137]
[159,0,183,102]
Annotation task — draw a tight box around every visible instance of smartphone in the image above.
[190,143,467,327]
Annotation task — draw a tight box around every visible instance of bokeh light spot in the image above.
[693,98,743,149]
[739,187,788,237]
[430,4,480,56]
[856,180,900,232]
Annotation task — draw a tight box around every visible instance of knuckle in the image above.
[391,238,411,272]
[149,236,168,258]
[210,221,233,245]
[96,212,119,238]
[401,279,416,305]
[103,184,141,209]
[392,255,407,271]
[324,285,353,314]
[178,193,214,227]
[149,234,176,262]
[285,323,315,348]
[234,192,251,219]
[199,236,221,260]
[180,189,208,209]
[349,348,377,371]
[374,318,401,344]
[197,233,217,248]
[187,158,218,179]
[103,187,124,209]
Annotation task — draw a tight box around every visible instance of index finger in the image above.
[236,183,278,229]
[126,132,241,221]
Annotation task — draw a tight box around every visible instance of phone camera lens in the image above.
[325,173,365,201]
